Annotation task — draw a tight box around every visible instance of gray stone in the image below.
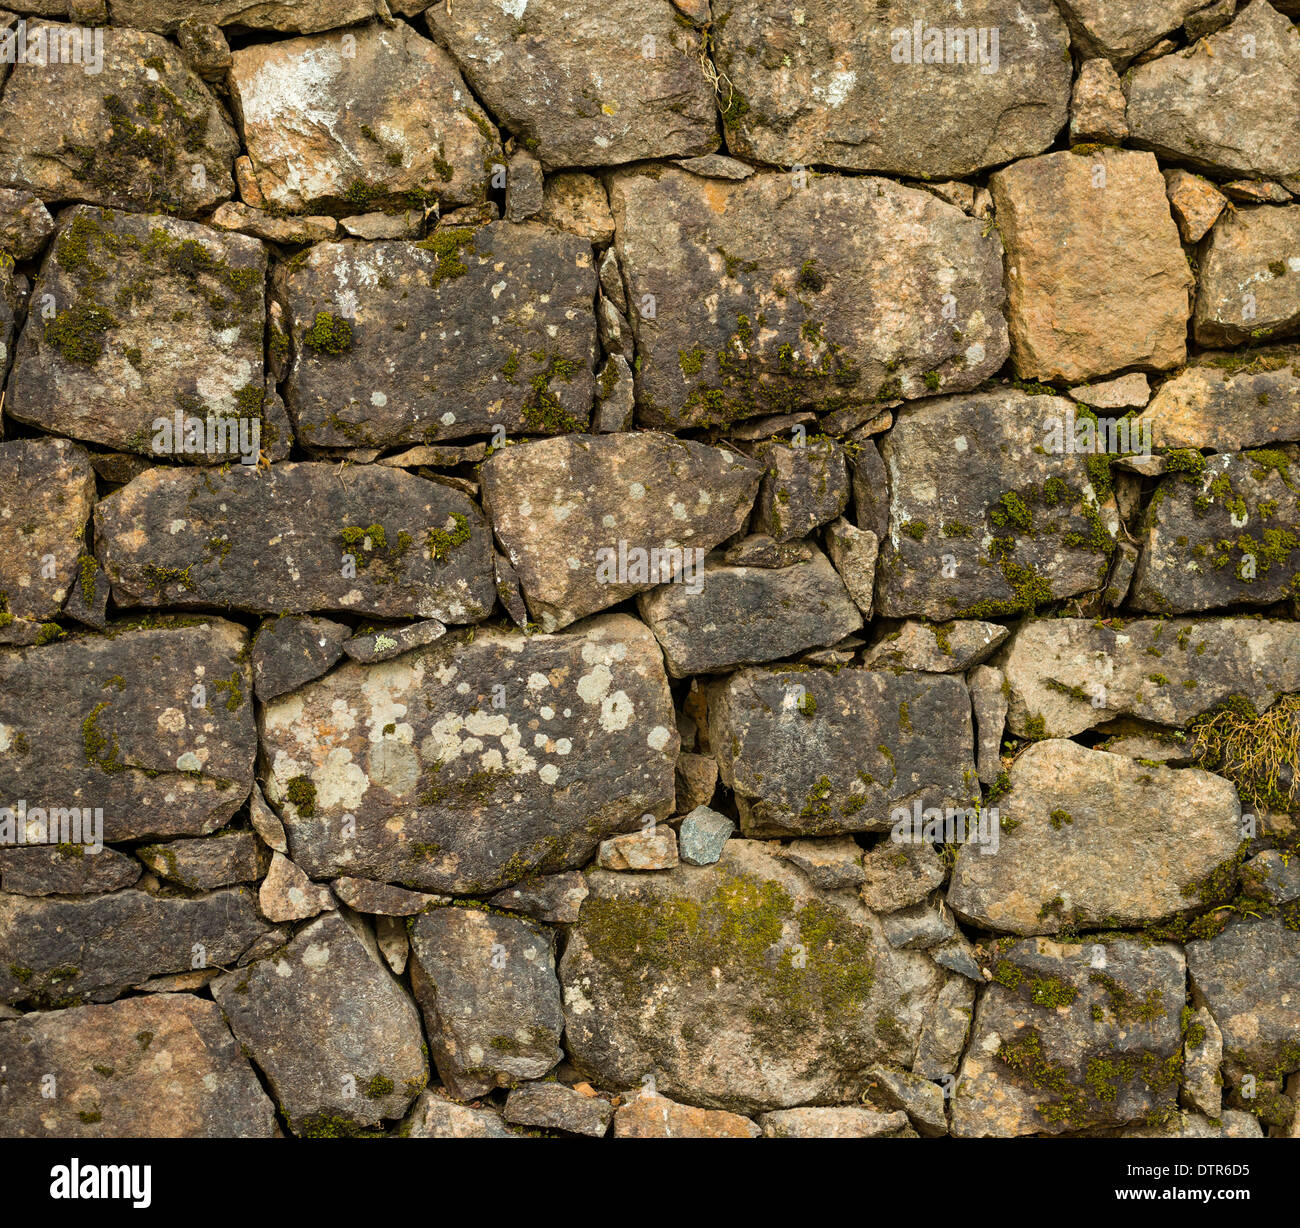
[409,907,563,1099]
[596,825,678,871]
[710,666,977,836]
[758,1107,913,1138]
[209,201,338,245]
[613,1093,760,1138]
[95,462,495,622]
[488,871,589,924]
[874,390,1123,620]
[330,877,446,916]
[864,1066,948,1137]
[849,436,889,541]
[823,520,878,619]
[1185,0,1240,39]
[427,0,718,169]
[862,621,1008,673]
[1241,850,1300,905]
[750,438,849,543]
[1122,1110,1263,1139]
[63,555,109,630]
[0,619,255,842]
[230,21,499,213]
[0,994,276,1136]
[880,901,956,950]
[914,973,975,1080]
[1057,0,1209,62]
[0,24,237,215]
[482,432,762,632]
[248,783,288,854]
[722,534,813,569]
[338,211,422,239]
[714,0,1070,178]
[0,845,140,896]
[0,886,269,1006]
[504,149,544,223]
[948,739,1241,935]
[1069,372,1152,411]
[561,840,947,1112]
[777,836,865,891]
[504,1082,613,1137]
[1181,1005,1224,1117]
[859,840,947,913]
[213,911,428,1135]
[969,664,1008,786]
[636,548,862,678]
[260,614,676,894]
[610,167,1008,430]
[284,225,596,447]
[343,619,446,664]
[137,831,263,889]
[403,1090,517,1138]
[677,154,755,181]
[252,615,349,703]
[0,187,53,259]
[1194,205,1300,347]
[677,806,734,867]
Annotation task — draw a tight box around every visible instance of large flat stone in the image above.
[284,225,596,448]
[95,462,495,621]
[481,432,762,632]
[609,167,1007,430]
[560,839,947,1113]
[708,666,977,837]
[948,740,1242,935]
[259,614,677,894]
[0,620,256,843]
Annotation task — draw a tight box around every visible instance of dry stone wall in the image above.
[0,0,1298,1141]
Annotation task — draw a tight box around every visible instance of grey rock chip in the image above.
[209,201,338,245]
[1069,372,1152,411]
[722,534,813,569]
[676,154,755,181]
[482,432,762,632]
[137,831,263,889]
[610,167,1008,430]
[864,1065,948,1137]
[504,1082,614,1137]
[488,871,589,924]
[880,901,956,950]
[1122,1110,1263,1139]
[824,520,878,618]
[331,877,446,916]
[252,615,350,703]
[777,836,865,891]
[0,845,140,896]
[248,783,287,854]
[504,149,544,223]
[914,973,975,1080]
[1241,850,1300,905]
[859,840,947,913]
[409,907,563,1099]
[948,739,1241,935]
[677,806,735,868]
[63,555,110,630]
[1058,0,1209,62]
[95,462,495,622]
[0,619,255,842]
[260,614,677,894]
[969,664,1009,787]
[709,666,978,837]
[849,436,889,541]
[1181,1005,1224,1117]
[258,852,336,923]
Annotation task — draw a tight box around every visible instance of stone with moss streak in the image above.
[948,739,1242,935]
[137,830,264,889]
[260,613,677,894]
[610,167,1008,430]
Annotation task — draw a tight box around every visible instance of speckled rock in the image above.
[230,21,499,214]
[504,1081,614,1137]
[561,840,947,1112]
[212,911,428,1136]
[259,614,677,894]
[258,852,336,922]
[969,664,1008,786]
[1130,450,1300,612]
[824,520,878,619]
[1056,0,1210,63]
[750,438,850,543]
[596,825,679,871]
[0,438,95,622]
[0,886,269,1006]
[777,837,866,891]
[0,994,277,1137]
[137,831,263,889]
[0,620,255,843]
[488,872,589,924]
[861,621,1008,673]
[409,907,563,1099]
[609,167,1008,430]
[402,1089,518,1138]
[0,845,140,896]
[859,841,947,913]
[759,1106,913,1138]
[110,0,397,34]
[284,225,596,447]
[482,432,762,632]
[1163,168,1228,244]
[1070,58,1128,144]
[0,24,237,215]
[426,0,718,169]
[710,666,977,837]
[343,619,446,664]
[713,0,1070,178]
[1193,205,1300,346]
[1181,1005,1224,1117]
[95,463,495,621]
[952,938,1187,1136]
[677,806,734,867]
[948,740,1241,935]
[1122,1110,1264,1139]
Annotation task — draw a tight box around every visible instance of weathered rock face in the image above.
[0,621,255,843]
[95,463,495,621]
[948,740,1241,935]
[709,666,977,836]
[109,0,393,34]
[0,886,269,1006]
[636,549,862,678]
[1130,450,1300,612]
[1057,0,1210,63]
[1001,617,1300,738]
[1193,206,1300,347]
[990,149,1192,382]
[861,620,1008,673]
[0,24,237,215]
[8,208,266,456]
[213,913,426,1136]
[259,615,677,894]
[426,0,718,169]
[1187,916,1300,1075]
[952,938,1187,1136]
[0,844,140,896]
[613,1093,760,1138]
[409,907,563,1098]
[230,21,499,214]
[1140,350,1300,451]
[284,226,596,448]
[560,840,947,1112]
[609,167,1008,430]
[0,438,95,622]
[481,432,762,632]
[0,995,277,1137]
[874,390,1121,620]
[138,831,263,889]
[1125,1,1300,185]
[0,187,54,259]
[251,615,349,702]
[713,0,1071,178]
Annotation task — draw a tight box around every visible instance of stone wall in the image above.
[0,0,1298,1140]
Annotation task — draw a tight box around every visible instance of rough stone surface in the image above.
[504,1082,613,1137]
[259,851,335,922]
[1057,0,1209,63]
[713,0,1071,178]
[861,621,1008,673]
[260,615,677,894]
[252,615,349,702]
[610,167,1008,430]
[824,520,878,619]
[1194,205,1300,346]
[596,825,679,871]
[751,438,849,543]
[677,806,734,867]
[0,187,53,259]
[948,740,1242,935]
[990,149,1192,382]
[0,995,277,1137]
[759,1106,913,1138]
[403,1090,517,1138]
[1163,168,1228,243]
[1070,58,1128,144]
[138,831,263,889]
[0,844,140,896]
[613,1093,760,1138]
[488,872,589,925]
